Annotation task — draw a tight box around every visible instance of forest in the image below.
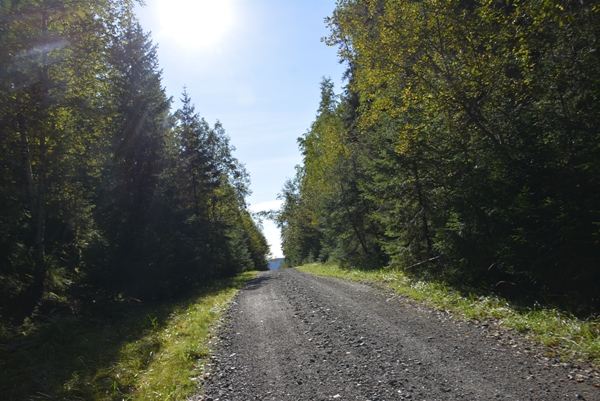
[277,0,600,312]
[0,0,269,323]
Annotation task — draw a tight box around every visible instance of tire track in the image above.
[195,269,599,401]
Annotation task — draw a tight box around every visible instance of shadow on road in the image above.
[243,274,275,292]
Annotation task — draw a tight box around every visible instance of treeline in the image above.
[0,1,268,321]
[278,0,600,309]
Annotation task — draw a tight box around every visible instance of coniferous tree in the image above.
[90,19,172,297]
[0,0,135,316]
[0,1,269,319]
[281,0,600,309]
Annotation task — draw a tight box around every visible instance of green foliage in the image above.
[280,0,600,310]
[0,271,257,400]
[0,1,269,318]
[275,171,323,267]
[276,79,385,268]
[0,2,269,398]
[0,0,138,318]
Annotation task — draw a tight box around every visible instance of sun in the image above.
[156,0,233,49]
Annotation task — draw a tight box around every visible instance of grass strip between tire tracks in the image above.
[297,263,600,369]
[0,271,257,400]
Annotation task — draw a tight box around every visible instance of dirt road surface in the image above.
[195,268,599,400]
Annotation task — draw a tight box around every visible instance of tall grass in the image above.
[298,263,600,368]
[0,271,256,400]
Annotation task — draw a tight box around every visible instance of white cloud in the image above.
[248,200,284,258]
[262,221,283,259]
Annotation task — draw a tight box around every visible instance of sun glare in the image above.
[156,0,233,49]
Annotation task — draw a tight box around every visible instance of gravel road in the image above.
[195,268,599,401]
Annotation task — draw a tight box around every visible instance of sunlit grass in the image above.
[298,263,600,367]
[0,271,257,400]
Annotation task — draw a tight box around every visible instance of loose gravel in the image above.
[192,268,599,401]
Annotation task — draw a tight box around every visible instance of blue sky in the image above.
[134,0,346,258]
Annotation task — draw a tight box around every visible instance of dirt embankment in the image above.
[194,268,599,400]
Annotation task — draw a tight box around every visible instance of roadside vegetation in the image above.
[0,4,269,399]
[0,271,256,400]
[274,0,600,319]
[1,1,269,324]
[272,0,600,375]
[298,263,600,369]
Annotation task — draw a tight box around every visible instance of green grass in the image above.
[0,271,257,400]
[298,263,600,368]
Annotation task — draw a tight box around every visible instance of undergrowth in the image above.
[297,263,600,368]
[0,271,257,400]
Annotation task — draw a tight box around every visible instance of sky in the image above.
[133,0,346,258]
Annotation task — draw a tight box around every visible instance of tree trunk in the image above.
[412,162,433,258]
[23,10,51,312]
